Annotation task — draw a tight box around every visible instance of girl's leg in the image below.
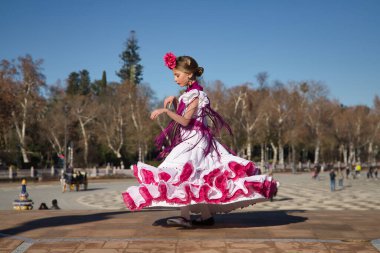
[199,204,212,220]
[192,204,215,226]
[180,206,191,220]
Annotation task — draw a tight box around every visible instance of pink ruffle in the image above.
[122,161,278,211]
[174,162,193,186]
[141,169,155,184]
[132,165,141,183]
[229,161,257,179]
[122,192,137,210]
[158,172,171,182]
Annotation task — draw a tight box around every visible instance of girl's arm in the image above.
[151,98,199,127]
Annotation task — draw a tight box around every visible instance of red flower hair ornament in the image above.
[164,52,176,69]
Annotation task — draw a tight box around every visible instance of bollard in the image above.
[9,166,13,180]
[13,179,34,210]
[92,166,97,177]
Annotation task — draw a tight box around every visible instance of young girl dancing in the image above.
[122,52,278,227]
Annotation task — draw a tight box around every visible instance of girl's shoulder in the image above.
[179,89,209,105]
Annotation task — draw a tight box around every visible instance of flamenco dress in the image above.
[122,82,278,214]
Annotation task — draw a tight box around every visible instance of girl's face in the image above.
[173,69,192,87]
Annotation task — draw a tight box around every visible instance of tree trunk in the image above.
[343,145,348,165]
[291,144,296,174]
[12,99,30,164]
[138,145,142,162]
[246,135,252,161]
[79,119,89,166]
[349,142,355,164]
[270,141,278,168]
[278,141,284,165]
[338,144,344,163]
[314,139,320,164]
[368,142,373,164]
[260,143,265,171]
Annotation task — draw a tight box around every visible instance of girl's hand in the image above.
[164,96,176,109]
[150,108,168,120]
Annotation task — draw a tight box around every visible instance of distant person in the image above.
[355,163,362,178]
[367,164,374,179]
[329,169,336,192]
[38,202,49,210]
[50,199,60,210]
[345,165,350,179]
[312,163,321,180]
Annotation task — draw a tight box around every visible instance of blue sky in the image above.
[1,0,379,107]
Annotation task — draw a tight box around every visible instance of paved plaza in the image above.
[0,171,379,252]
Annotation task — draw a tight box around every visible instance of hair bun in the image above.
[196,67,204,77]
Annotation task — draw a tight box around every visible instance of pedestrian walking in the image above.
[367,164,374,179]
[355,163,362,178]
[329,169,336,192]
[312,163,321,180]
[345,165,350,179]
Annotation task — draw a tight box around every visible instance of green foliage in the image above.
[92,70,107,96]
[117,30,143,85]
[66,70,91,96]
[66,72,80,95]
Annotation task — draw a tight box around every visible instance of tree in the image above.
[92,71,107,96]
[66,70,91,96]
[95,83,130,159]
[117,30,143,85]
[0,60,17,156]
[229,85,262,160]
[70,95,97,167]
[11,55,45,165]
[66,72,80,96]
[79,70,91,95]
[266,85,293,167]
[255,72,269,89]
[302,82,331,164]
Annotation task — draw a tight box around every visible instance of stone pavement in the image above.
[0,209,380,252]
[1,172,380,252]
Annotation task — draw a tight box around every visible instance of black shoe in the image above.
[192,217,215,226]
[166,217,192,228]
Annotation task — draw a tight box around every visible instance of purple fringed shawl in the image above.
[155,82,234,159]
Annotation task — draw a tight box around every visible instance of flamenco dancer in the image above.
[122,52,278,227]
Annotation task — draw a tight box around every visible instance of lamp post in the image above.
[63,103,68,173]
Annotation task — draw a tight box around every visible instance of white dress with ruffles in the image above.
[122,89,278,214]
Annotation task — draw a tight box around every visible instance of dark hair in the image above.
[175,56,204,78]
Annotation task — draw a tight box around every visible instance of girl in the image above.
[122,52,278,227]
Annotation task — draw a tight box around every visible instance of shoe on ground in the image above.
[192,217,215,226]
[166,217,192,228]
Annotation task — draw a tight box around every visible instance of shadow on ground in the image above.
[0,210,145,236]
[153,210,308,229]
[0,210,308,235]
